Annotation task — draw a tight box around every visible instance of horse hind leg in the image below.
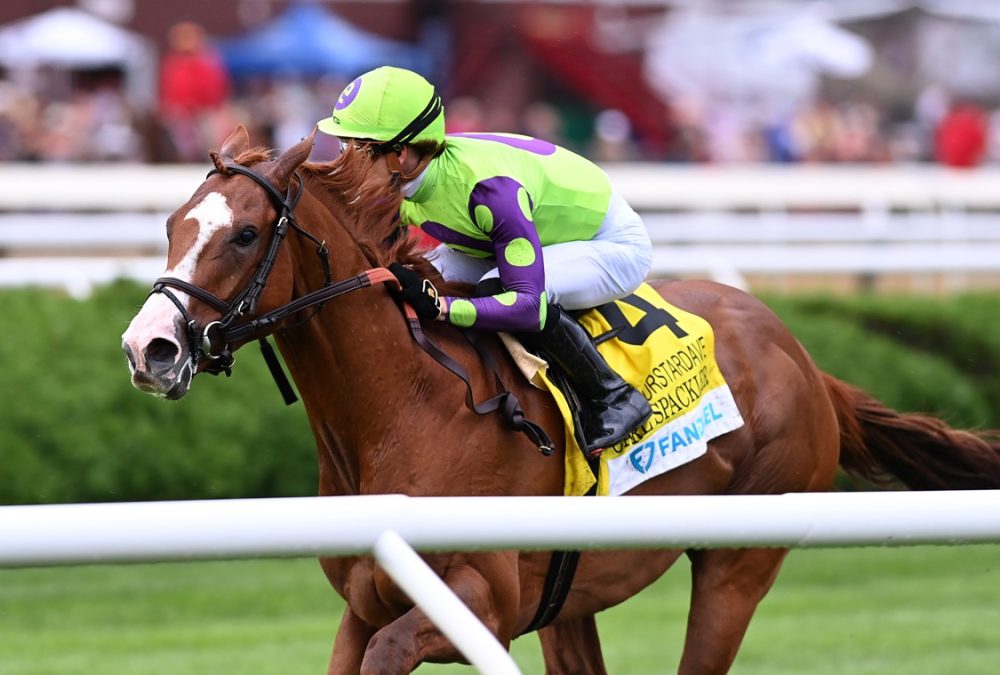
[678,547,788,675]
[537,616,608,675]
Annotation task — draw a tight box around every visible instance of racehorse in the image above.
[121,125,1000,674]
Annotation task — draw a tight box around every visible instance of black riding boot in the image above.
[527,305,652,455]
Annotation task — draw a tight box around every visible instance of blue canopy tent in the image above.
[218,3,428,79]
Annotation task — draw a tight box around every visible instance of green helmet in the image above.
[317,66,445,153]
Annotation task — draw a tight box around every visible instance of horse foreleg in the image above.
[537,616,608,675]
[678,547,788,675]
[328,606,376,675]
[359,558,520,674]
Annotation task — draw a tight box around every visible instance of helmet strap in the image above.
[373,90,442,157]
[385,150,402,175]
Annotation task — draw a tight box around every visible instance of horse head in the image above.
[122,124,315,399]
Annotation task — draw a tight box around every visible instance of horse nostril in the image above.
[122,343,137,371]
[145,338,180,371]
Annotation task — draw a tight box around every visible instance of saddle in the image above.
[503,283,745,497]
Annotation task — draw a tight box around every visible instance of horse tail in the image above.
[823,373,1000,490]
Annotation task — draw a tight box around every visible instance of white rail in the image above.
[3,492,999,567]
[0,163,204,211]
[2,492,998,674]
[2,163,999,293]
[4,163,1000,212]
[605,163,1000,212]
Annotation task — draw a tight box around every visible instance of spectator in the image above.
[444,96,486,133]
[520,101,566,147]
[591,108,640,162]
[914,84,950,160]
[934,101,987,168]
[158,21,231,161]
[0,73,32,160]
[987,107,1000,165]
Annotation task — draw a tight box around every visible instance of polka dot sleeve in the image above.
[444,176,548,332]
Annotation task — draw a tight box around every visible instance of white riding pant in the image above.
[427,190,652,310]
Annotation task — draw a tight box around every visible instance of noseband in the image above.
[149,161,392,401]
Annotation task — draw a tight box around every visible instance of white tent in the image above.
[643,4,873,115]
[830,0,1000,99]
[0,7,155,107]
[829,0,1000,24]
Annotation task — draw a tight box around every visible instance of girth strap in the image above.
[521,473,599,634]
[522,550,582,635]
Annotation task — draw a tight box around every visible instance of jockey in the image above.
[317,66,652,454]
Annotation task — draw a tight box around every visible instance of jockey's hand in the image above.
[388,263,445,320]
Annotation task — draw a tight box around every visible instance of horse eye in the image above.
[234,227,258,246]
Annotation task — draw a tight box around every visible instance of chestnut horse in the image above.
[122,126,1000,674]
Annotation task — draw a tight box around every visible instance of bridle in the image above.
[150,161,395,400]
[147,159,553,453]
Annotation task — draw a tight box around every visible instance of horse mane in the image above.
[213,144,470,298]
[301,152,471,298]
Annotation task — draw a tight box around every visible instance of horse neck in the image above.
[272,183,441,495]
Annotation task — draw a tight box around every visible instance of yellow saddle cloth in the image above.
[512,283,745,497]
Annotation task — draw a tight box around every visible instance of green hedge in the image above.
[762,293,1000,429]
[2,282,999,504]
[0,281,315,504]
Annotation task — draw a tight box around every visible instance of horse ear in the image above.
[210,124,251,168]
[267,126,316,189]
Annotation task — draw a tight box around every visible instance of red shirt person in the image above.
[158,22,231,160]
[935,102,987,168]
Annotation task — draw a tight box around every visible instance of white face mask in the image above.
[401,164,430,198]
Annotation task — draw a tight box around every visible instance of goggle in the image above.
[337,137,404,175]
[338,138,376,155]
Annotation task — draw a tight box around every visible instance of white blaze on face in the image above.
[164,191,235,283]
[122,192,234,372]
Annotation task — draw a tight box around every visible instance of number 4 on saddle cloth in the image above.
[503,283,745,497]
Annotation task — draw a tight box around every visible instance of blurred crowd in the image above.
[663,93,997,167]
[0,21,338,164]
[0,20,996,167]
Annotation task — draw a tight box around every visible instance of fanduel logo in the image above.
[628,402,724,474]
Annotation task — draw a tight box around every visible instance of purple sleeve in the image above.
[443,176,548,332]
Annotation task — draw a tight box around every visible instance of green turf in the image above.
[1,545,998,674]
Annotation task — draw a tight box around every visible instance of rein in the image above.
[152,162,331,396]
[148,160,553,453]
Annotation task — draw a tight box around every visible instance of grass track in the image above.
[2,545,998,674]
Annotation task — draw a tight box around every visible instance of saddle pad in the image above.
[535,283,745,496]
